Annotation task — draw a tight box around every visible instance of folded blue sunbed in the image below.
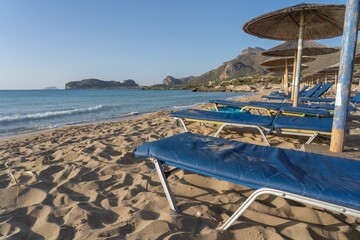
[211,99,356,113]
[170,109,273,145]
[273,115,333,133]
[170,109,334,148]
[269,85,309,97]
[263,82,323,101]
[303,92,360,105]
[134,132,360,231]
[210,100,332,117]
[302,82,333,99]
[170,109,274,128]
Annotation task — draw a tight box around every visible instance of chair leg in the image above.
[176,118,189,133]
[300,132,318,150]
[213,124,226,137]
[218,188,269,231]
[153,158,179,212]
[218,187,360,231]
[254,126,271,146]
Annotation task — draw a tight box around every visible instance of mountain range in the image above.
[163,47,269,86]
[162,42,360,87]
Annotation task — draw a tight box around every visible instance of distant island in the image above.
[65,78,139,90]
[44,86,59,90]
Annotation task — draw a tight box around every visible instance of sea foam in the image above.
[0,105,103,122]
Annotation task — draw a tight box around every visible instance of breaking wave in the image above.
[0,105,103,122]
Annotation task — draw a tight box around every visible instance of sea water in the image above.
[0,89,250,137]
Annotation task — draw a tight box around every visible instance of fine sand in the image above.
[0,91,359,239]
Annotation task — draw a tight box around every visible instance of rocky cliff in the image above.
[163,76,196,86]
[163,47,268,86]
[65,79,139,89]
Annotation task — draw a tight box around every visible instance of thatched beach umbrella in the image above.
[317,53,360,93]
[260,56,316,66]
[243,3,346,107]
[261,56,315,95]
[261,41,339,57]
[266,65,308,72]
[317,63,340,93]
[261,41,339,100]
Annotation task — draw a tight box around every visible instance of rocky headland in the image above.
[65,78,139,90]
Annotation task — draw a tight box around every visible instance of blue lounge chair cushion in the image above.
[302,98,335,103]
[134,133,360,210]
[170,109,273,128]
[352,92,360,103]
[250,101,309,109]
[280,107,330,117]
[245,102,331,116]
[212,100,283,110]
[211,100,334,116]
[302,92,359,104]
[249,101,356,112]
[214,107,250,113]
[262,83,323,100]
[262,95,290,100]
[273,116,333,133]
[209,100,249,108]
[302,82,323,97]
[309,103,357,112]
[309,82,333,98]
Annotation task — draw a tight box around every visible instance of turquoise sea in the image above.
[0,89,250,137]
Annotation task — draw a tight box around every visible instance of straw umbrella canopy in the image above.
[317,64,339,92]
[260,56,316,66]
[261,56,315,95]
[243,3,346,107]
[317,54,360,92]
[318,64,339,74]
[261,41,339,101]
[267,65,308,92]
[266,65,308,72]
[261,41,339,57]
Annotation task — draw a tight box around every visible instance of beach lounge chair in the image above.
[171,109,273,146]
[300,82,333,100]
[170,109,333,148]
[303,92,360,106]
[210,100,331,117]
[211,99,356,114]
[262,82,323,101]
[269,85,309,97]
[134,132,360,231]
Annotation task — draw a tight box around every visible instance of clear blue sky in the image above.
[0,0,347,89]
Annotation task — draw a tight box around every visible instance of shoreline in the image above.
[0,92,252,142]
[0,90,248,140]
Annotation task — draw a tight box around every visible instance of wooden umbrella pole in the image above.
[293,12,305,107]
[291,52,297,100]
[334,72,338,93]
[330,0,359,152]
[284,59,289,95]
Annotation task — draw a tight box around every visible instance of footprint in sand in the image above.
[0,187,47,209]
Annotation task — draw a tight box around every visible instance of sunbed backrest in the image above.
[302,83,322,97]
[299,85,309,94]
[312,82,333,98]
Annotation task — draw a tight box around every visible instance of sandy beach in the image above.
[0,91,359,240]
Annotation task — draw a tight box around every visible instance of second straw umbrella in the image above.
[243,3,346,106]
[261,56,315,95]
